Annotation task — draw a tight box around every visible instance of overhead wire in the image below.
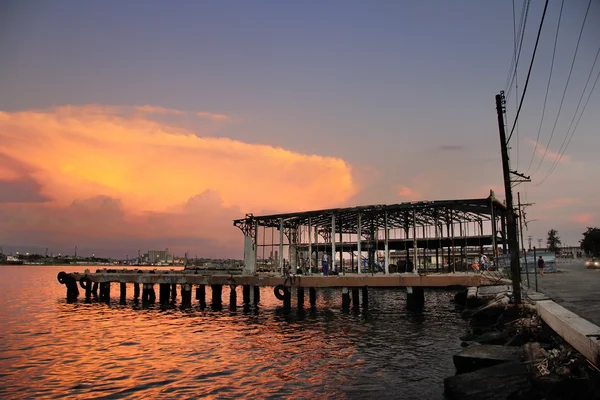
[506,0,550,144]
[531,0,593,175]
[536,48,600,186]
[512,0,521,169]
[524,0,564,174]
[505,0,531,101]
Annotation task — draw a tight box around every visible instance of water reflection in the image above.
[0,266,468,399]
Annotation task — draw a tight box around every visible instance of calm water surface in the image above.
[0,266,468,399]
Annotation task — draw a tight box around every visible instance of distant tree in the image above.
[546,229,562,254]
[580,227,600,257]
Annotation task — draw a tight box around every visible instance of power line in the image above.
[524,0,564,174]
[512,0,520,169]
[536,55,600,186]
[506,0,550,144]
[505,0,531,100]
[531,0,593,175]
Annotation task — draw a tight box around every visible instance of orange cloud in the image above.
[134,105,186,115]
[572,213,594,225]
[0,105,357,256]
[539,197,582,211]
[0,106,356,213]
[196,111,230,120]
[397,185,420,200]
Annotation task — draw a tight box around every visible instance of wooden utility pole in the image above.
[495,92,522,304]
[518,192,529,289]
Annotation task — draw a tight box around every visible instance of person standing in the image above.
[537,256,545,276]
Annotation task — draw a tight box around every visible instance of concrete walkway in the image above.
[523,260,600,327]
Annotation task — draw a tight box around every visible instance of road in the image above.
[524,260,600,327]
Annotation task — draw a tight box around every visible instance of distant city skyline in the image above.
[1,1,599,258]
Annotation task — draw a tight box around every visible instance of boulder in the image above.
[474,329,510,345]
[444,361,532,400]
[453,344,523,374]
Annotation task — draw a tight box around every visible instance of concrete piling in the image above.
[253,286,260,305]
[352,288,360,310]
[211,284,222,309]
[362,287,369,309]
[149,284,156,303]
[242,285,251,305]
[92,282,99,298]
[406,286,425,311]
[342,287,350,310]
[309,287,317,308]
[229,285,237,310]
[181,284,192,307]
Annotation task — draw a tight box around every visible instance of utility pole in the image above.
[527,235,533,251]
[495,91,525,305]
[538,238,543,249]
[518,192,531,289]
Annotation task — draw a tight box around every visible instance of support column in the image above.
[211,284,222,309]
[133,282,140,301]
[120,282,127,304]
[308,217,312,274]
[362,287,369,309]
[342,287,350,310]
[243,285,251,305]
[171,283,177,302]
[279,218,284,275]
[406,286,425,311]
[412,208,418,274]
[196,285,206,308]
[253,286,260,305]
[283,287,291,310]
[181,284,192,307]
[352,288,360,310]
[298,287,305,308]
[243,234,257,274]
[384,210,389,274]
[160,283,170,304]
[229,285,237,311]
[331,213,336,274]
[309,287,316,308]
[92,282,99,299]
[357,213,362,274]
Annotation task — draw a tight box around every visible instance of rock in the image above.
[453,344,524,374]
[469,296,510,322]
[523,342,547,364]
[454,290,467,306]
[474,330,510,345]
[444,361,532,400]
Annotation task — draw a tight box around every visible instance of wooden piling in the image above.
[242,285,251,305]
[253,285,260,305]
[283,287,291,310]
[149,284,156,303]
[229,285,237,310]
[133,282,140,300]
[297,287,305,308]
[159,283,170,304]
[362,286,369,309]
[92,282,99,298]
[342,287,350,310]
[196,285,206,308]
[406,286,424,311]
[142,283,150,302]
[170,284,177,302]
[211,284,222,309]
[352,288,360,310]
[181,284,192,307]
[309,287,316,308]
[120,282,127,304]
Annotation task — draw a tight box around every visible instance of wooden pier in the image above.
[57,268,498,311]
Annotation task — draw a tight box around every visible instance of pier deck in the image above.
[66,269,495,288]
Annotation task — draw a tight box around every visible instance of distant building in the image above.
[147,248,171,263]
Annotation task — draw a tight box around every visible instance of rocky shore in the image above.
[445,285,600,400]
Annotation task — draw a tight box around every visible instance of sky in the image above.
[1,0,599,258]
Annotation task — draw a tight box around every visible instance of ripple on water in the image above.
[0,267,468,399]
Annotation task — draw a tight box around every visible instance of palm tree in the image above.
[547,229,562,254]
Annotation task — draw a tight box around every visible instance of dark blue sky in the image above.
[1,0,599,254]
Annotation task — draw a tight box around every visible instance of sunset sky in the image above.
[1,0,599,258]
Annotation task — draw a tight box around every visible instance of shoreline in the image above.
[445,284,600,399]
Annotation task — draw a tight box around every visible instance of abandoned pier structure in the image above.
[234,193,510,275]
